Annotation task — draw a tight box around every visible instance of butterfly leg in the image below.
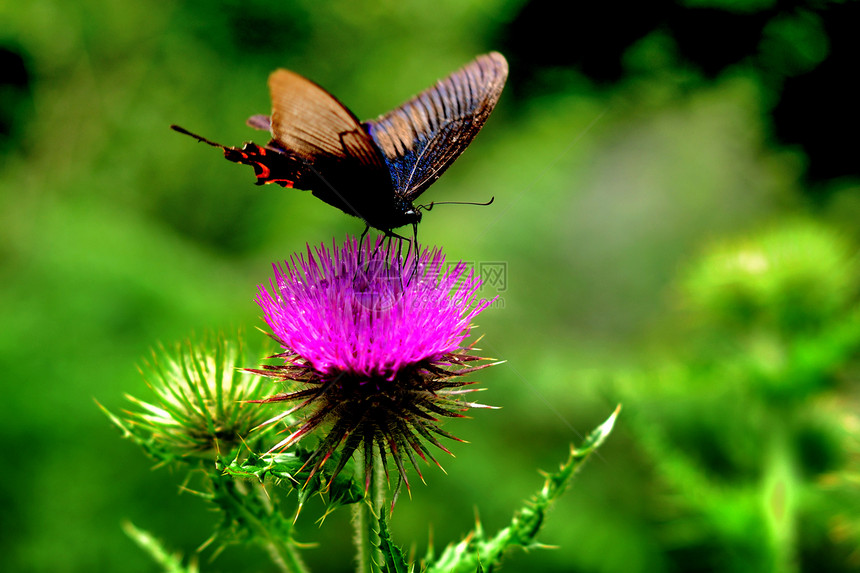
[375,229,410,288]
[410,222,420,278]
[358,224,371,267]
[397,222,420,284]
[393,233,407,289]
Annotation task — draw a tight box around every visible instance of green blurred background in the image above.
[3,0,860,571]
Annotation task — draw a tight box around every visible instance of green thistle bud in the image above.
[102,332,277,464]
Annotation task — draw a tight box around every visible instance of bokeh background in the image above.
[3,0,859,571]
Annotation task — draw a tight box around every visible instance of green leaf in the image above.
[122,521,199,573]
[224,448,364,512]
[377,514,412,573]
[427,406,621,573]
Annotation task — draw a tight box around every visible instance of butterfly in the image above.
[171,52,508,242]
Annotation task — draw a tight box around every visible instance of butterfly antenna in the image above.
[170,124,229,150]
[419,196,495,212]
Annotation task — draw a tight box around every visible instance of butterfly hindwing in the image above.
[364,52,508,201]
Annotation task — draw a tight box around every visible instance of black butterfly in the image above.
[171,52,508,240]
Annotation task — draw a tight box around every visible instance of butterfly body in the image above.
[172,52,508,234]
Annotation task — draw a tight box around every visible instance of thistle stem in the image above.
[210,469,308,573]
[354,452,386,573]
[250,481,309,573]
[764,422,799,573]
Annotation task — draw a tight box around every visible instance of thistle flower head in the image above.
[251,236,498,490]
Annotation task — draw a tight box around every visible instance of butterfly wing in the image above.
[264,69,395,222]
[268,69,375,163]
[174,69,395,226]
[364,52,508,201]
[246,114,271,131]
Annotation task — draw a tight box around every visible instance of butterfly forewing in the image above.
[268,69,378,163]
[365,52,508,201]
[265,69,394,223]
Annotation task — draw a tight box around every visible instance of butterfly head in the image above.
[383,198,422,231]
[403,206,422,223]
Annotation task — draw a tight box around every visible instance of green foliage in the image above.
[225,450,365,515]
[108,388,621,572]
[760,10,830,76]
[122,521,200,573]
[367,409,620,573]
[423,408,620,573]
[613,221,860,572]
[376,516,413,573]
[678,221,860,410]
[200,465,308,569]
[683,221,857,336]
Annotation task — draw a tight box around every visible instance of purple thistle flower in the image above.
[249,236,498,492]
